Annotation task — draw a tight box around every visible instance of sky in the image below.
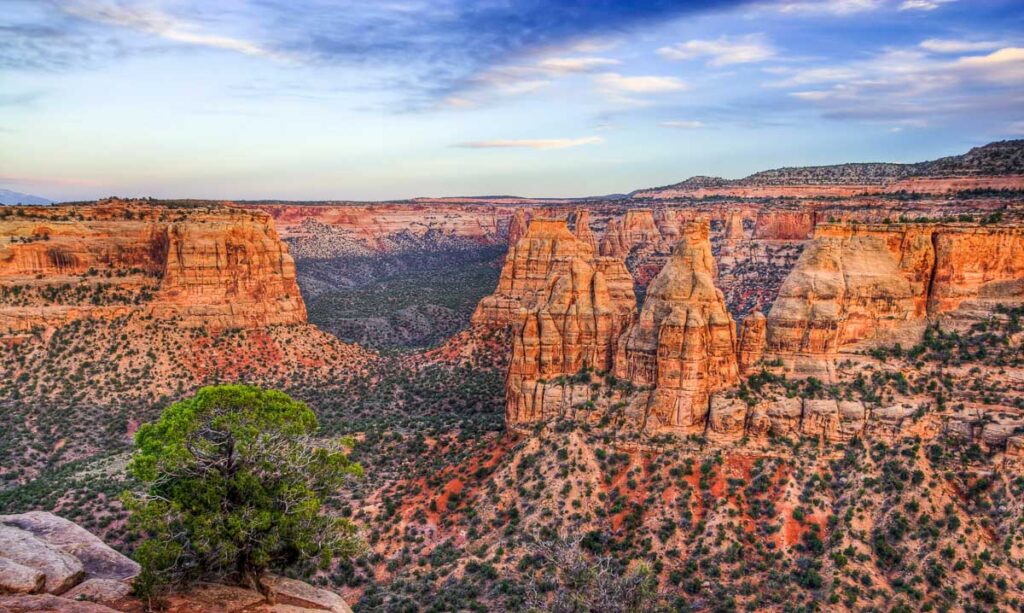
[1,0,1022,202]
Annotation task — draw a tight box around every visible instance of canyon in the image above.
[2,139,1024,612]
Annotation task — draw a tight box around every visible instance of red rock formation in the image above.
[507,209,529,247]
[572,210,598,250]
[472,218,597,329]
[0,202,306,333]
[506,255,636,425]
[614,222,739,433]
[764,222,1024,374]
[725,211,746,243]
[599,218,627,258]
[737,311,766,374]
[248,202,513,251]
[753,210,815,240]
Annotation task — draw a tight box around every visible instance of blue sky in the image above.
[1,0,1022,201]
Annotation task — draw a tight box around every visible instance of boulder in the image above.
[61,578,132,605]
[0,512,139,581]
[263,575,353,613]
[707,395,748,442]
[0,525,83,595]
[0,558,45,595]
[0,594,119,612]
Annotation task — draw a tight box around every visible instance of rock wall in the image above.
[764,223,1024,373]
[0,202,307,333]
[614,221,739,434]
[506,254,636,425]
[471,218,598,329]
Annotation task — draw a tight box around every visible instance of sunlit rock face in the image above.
[0,201,306,334]
[614,221,739,434]
[502,218,637,426]
[763,223,1024,375]
[471,218,599,330]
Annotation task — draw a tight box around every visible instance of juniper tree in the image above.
[124,385,364,601]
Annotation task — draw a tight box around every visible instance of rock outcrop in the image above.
[737,311,766,374]
[0,202,307,334]
[0,512,353,613]
[471,218,598,329]
[599,218,627,258]
[571,210,598,250]
[764,223,1024,374]
[507,209,529,247]
[753,210,815,240]
[504,220,637,425]
[614,222,739,433]
[0,512,136,597]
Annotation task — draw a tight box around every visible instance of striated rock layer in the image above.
[0,201,306,334]
[764,223,1024,374]
[471,218,598,329]
[505,254,636,425]
[614,221,739,434]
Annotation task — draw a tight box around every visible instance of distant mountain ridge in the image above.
[0,189,52,205]
[641,139,1024,192]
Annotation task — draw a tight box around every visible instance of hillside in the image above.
[635,139,1024,197]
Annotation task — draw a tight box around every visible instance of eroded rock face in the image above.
[0,202,306,334]
[615,222,739,433]
[753,210,815,240]
[472,218,598,329]
[507,209,529,247]
[764,223,1024,374]
[572,210,598,250]
[737,311,766,374]
[599,218,627,258]
[505,247,637,425]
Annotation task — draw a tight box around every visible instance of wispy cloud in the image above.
[536,57,621,74]
[774,44,1024,125]
[898,0,955,10]
[770,0,886,16]
[593,73,688,94]
[660,120,705,129]
[61,1,284,60]
[920,38,1003,53]
[455,136,604,150]
[658,34,775,66]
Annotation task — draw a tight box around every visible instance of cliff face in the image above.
[506,254,636,425]
[765,223,1024,372]
[0,202,307,333]
[614,222,739,433]
[471,218,597,329]
[571,209,598,250]
[150,217,307,328]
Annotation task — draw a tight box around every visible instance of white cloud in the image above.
[660,120,705,129]
[537,57,621,74]
[953,47,1024,84]
[775,44,1023,127]
[657,34,775,66]
[593,72,688,94]
[771,0,886,16]
[899,0,955,10]
[62,1,283,60]
[455,137,605,150]
[920,39,1003,54]
[1009,121,1024,136]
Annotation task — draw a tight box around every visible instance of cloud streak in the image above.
[455,136,604,150]
[61,1,283,59]
[658,34,775,66]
